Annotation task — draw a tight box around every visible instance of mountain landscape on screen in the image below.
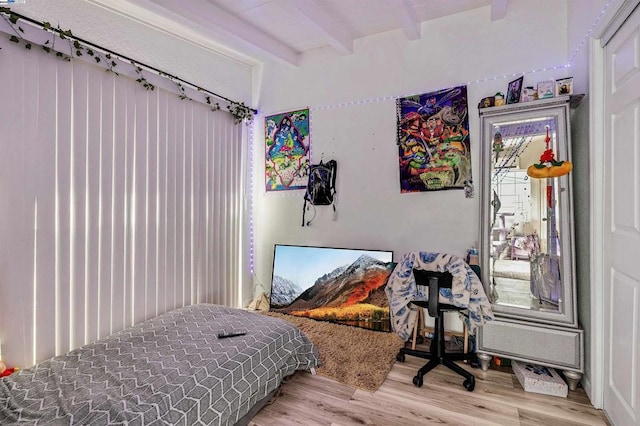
[270,253,395,332]
[270,275,304,307]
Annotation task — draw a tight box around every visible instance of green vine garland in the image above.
[0,7,254,124]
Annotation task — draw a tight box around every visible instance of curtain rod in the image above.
[1,9,258,115]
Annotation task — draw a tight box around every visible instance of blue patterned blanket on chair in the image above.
[385,252,494,341]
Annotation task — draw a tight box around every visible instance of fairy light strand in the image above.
[248,0,613,266]
[567,2,612,66]
[251,1,611,184]
[308,107,314,164]
[248,121,256,275]
[305,0,613,113]
[309,64,571,112]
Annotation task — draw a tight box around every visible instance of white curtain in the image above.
[0,36,247,367]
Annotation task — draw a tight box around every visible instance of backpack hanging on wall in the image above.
[302,159,337,226]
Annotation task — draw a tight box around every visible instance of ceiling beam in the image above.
[387,0,421,40]
[283,0,354,54]
[491,0,509,21]
[86,0,259,65]
[151,0,300,66]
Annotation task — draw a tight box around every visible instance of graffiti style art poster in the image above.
[265,108,310,191]
[396,86,472,193]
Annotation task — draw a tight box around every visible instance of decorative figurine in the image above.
[478,96,495,108]
[493,128,503,162]
[522,87,538,102]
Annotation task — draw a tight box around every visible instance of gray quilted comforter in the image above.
[0,304,320,425]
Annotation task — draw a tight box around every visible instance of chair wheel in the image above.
[396,353,405,362]
[412,375,423,387]
[463,377,475,392]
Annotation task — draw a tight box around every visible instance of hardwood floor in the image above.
[249,356,609,425]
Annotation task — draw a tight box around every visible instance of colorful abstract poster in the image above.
[265,108,310,191]
[396,86,472,193]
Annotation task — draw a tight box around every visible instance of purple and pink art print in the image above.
[265,108,310,191]
[396,86,472,193]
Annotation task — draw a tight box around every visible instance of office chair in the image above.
[395,269,476,391]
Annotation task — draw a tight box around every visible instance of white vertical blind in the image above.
[0,38,247,368]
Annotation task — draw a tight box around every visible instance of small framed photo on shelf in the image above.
[555,77,574,96]
[537,80,555,99]
[506,76,524,104]
[521,87,537,102]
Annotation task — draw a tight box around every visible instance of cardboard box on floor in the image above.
[512,360,568,397]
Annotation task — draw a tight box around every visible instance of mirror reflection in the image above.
[489,116,564,313]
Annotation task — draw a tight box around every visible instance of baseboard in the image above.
[581,372,594,405]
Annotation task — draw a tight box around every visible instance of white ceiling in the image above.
[89,0,509,66]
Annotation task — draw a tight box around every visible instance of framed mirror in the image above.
[479,97,577,327]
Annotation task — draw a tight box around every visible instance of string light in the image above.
[308,107,314,163]
[305,63,572,113]
[263,190,303,197]
[248,0,612,266]
[567,2,612,67]
[304,1,611,113]
[248,121,255,275]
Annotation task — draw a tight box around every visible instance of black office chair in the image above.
[395,269,476,391]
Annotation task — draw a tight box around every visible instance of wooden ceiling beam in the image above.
[151,0,300,66]
[491,0,509,21]
[283,0,354,54]
[387,0,421,40]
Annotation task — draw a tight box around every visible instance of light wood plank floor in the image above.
[249,356,609,425]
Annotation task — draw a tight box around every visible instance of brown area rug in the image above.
[263,312,404,392]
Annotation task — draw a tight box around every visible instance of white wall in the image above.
[568,0,612,93]
[252,1,573,291]
[250,0,609,398]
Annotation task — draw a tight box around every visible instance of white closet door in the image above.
[603,4,640,425]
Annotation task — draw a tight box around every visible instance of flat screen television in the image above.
[270,244,395,332]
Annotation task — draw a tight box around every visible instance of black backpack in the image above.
[302,160,337,226]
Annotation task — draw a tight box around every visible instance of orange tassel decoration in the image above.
[526,125,573,178]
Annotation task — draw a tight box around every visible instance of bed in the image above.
[0,304,320,425]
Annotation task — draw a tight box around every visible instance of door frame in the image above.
[589,0,640,410]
